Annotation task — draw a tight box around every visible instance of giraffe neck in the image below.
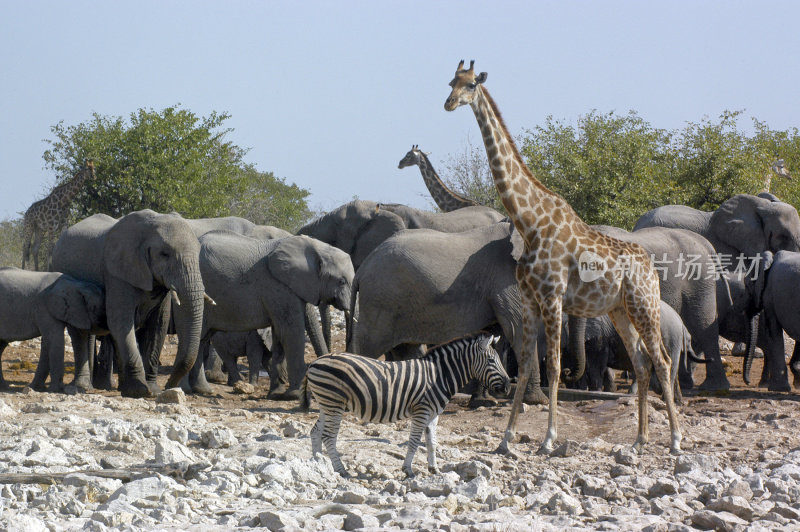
[470,86,560,234]
[416,152,476,212]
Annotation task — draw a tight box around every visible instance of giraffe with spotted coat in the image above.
[444,60,682,456]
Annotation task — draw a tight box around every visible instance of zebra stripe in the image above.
[302,333,510,478]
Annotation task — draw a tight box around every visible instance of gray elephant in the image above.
[566,225,728,391]
[633,194,800,263]
[347,222,550,404]
[191,231,354,398]
[0,268,106,392]
[561,302,702,402]
[51,210,207,397]
[210,329,274,386]
[299,199,505,348]
[745,250,800,391]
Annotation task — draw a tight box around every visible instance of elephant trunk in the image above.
[318,304,332,352]
[742,312,760,385]
[305,303,329,356]
[564,315,586,383]
[165,267,205,388]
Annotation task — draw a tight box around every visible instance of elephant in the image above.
[189,231,354,399]
[559,301,701,403]
[0,268,106,392]
[298,199,506,349]
[566,225,729,391]
[51,210,207,397]
[633,194,800,265]
[182,216,328,381]
[746,250,800,391]
[347,221,550,404]
[210,329,276,386]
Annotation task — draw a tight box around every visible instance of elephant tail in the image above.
[298,374,311,412]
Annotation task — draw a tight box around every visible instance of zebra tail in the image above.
[298,374,311,412]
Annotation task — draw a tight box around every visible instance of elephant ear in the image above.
[43,278,92,330]
[267,236,323,305]
[710,195,767,258]
[350,209,407,268]
[103,212,153,291]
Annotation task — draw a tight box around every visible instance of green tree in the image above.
[439,138,506,213]
[520,110,674,229]
[0,218,23,268]
[42,105,311,230]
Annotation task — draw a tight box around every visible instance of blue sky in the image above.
[2,1,799,220]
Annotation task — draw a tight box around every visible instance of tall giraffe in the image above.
[763,158,791,193]
[398,145,478,211]
[444,60,681,456]
[22,160,95,271]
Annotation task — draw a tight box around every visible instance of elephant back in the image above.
[51,214,116,285]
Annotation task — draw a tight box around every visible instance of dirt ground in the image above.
[1,330,798,458]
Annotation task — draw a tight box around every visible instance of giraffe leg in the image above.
[608,308,650,453]
[538,295,564,455]
[637,329,682,454]
[425,416,440,474]
[496,292,542,455]
[31,229,43,271]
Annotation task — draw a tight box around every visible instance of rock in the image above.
[155,388,185,404]
[443,459,492,480]
[772,463,800,481]
[723,479,754,500]
[279,419,305,438]
[551,439,579,457]
[610,464,635,478]
[546,491,583,515]
[771,502,800,520]
[105,474,184,504]
[674,453,719,474]
[167,425,189,444]
[575,474,623,501]
[691,509,749,531]
[409,472,460,497]
[4,513,50,531]
[707,496,756,521]
[154,437,197,463]
[100,456,124,470]
[647,477,679,498]
[454,475,498,503]
[232,381,255,394]
[334,490,369,504]
[612,446,639,466]
[200,427,237,449]
[745,473,766,497]
[259,510,299,531]
[0,399,17,417]
[343,510,380,530]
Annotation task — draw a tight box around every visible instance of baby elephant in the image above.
[567,301,705,402]
[0,268,105,392]
[300,333,510,478]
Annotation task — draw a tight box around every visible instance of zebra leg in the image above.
[311,412,323,456]
[425,416,440,475]
[403,416,428,478]
[320,410,350,478]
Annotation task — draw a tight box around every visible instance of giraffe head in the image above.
[397,145,423,169]
[83,159,96,180]
[444,60,487,111]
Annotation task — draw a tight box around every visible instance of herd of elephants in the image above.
[3,61,800,457]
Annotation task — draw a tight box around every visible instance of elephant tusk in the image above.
[204,292,217,306]
[169,286,181,306]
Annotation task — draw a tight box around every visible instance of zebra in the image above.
[299,333,510,478]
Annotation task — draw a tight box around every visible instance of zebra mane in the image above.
[422,332,492,359]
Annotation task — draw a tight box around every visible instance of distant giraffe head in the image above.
[397,145,424,169]
[444,60,487,112]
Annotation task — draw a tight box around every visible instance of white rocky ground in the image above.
[1,322,799,531]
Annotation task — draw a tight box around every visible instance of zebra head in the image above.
[472,334,511,397]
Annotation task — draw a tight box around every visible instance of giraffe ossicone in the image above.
[444,60,683,457]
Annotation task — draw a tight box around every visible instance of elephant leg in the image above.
[137,297,171,394]
[93,337,115,390]
[182,338,212,394]
[214,337,244,386]
[764,314,791,392]
[41,329,66,393]
[602,368,617,392]
[246,331,269,385]
[105,285,150,398]
[318,304,332,353]
[204,344,228,384]
[790,342,800,389]
[67,326,92,391]
[0,340,8,389]
[268,341,288,398]
[269,321,306,401]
